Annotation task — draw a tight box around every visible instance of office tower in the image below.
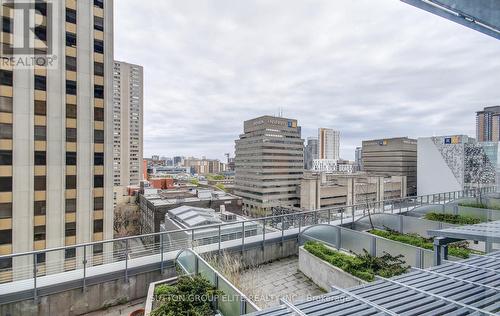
[304,137,318,170]
[362,137,417,196]
[0,0,114,276]
[112,61,143,187]
[234,116,304,215]
[476,106,500,142]
[318,128,340,161]
[355,147,363,171]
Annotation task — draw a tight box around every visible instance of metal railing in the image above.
[0,187,495,302]
[175,248,260,315]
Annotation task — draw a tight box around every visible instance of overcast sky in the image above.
[114,0,500,161]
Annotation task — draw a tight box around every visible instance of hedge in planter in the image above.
[424,212,481,225]
[152,275,222,316]
[304,241,409,282]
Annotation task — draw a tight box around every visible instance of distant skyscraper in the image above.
[304,137,318,170]
[355,147,363,171]
[318,128,340,161]
[476,106,500,142]
[112,61,144,187]
[234,116,304,215]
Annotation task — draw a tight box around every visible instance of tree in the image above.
[114,203,140,237]
[356,179,375,230]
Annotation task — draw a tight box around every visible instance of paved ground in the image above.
[239,256,324,309]
[82,298,144,316]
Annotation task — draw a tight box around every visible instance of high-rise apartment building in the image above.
[0,0,114,277]
[234,116,304,215]
[476,106,500,142]
[304,137,318,170]
[318,128,340,161]
[112,61,143,187]
[362,137,417,196]
[355,147,363,171]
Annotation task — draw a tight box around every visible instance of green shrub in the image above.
[369,229,481,259]
[424,212,481,225]
[303,241,409,282]
[152,275,221,316]
[458,201,489,209]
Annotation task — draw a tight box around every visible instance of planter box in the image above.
[298,246,366,291]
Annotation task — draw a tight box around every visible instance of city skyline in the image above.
[115,0,500,161]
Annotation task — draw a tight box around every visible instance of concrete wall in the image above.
[298,247,366,291]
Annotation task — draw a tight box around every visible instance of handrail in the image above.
[0,188,486,260]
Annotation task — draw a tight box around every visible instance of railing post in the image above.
[370,236,376,256]
[160,234,164,274]
[191,229,195,248]
[328,209,331,224]
[241,222,245,253]
[33,253,37,302]
[240,297,246,315]
[281,215,285,257]
[83,246,87,291]
[336,227,341,250]
[218,225,222,255]
[340,209,343,225]
[125,239,129,283]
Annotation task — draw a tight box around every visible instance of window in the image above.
[65,247,76,259]
[0,258,12,269]
[66,152,77,165]
[36,253,46,264]
[0,70,13,86]
[0,150,12,165]
[0,96,12,113]
[2,18,11,33]
[66,80,77,95]
[34,151,46,165]
[94,62,104,76]
[93,243,103,254]
[94,197,104,210]
[34,126,46,141]
[94,0,104,9]
[0,229,12,244]
[94,16,104,31]
[66,8,77,24]
[94,130,104,143]
[65,222,76,236]
[0,177,12,192]
[66,32,77,47]
[34,100,46,115]
[0,203,12,219]
[35,1,47,16]
[66,175,76,189]
[0,123,12,139]
[94,152,104,166]
[65,199,76,213]
[93,219,103,233]
[34,75,46,91]
[66,128,77,142]
[34,26,47,42]
[34,176,46,191]
[34,226,46,241]
[66,104,77,118]
[1,43,13,55]
[94,175,104,188]
[66,56,77,72]
[94,85,104,99]
[34,201,46,216]
[94,107,104,121]
[94,39,104,54]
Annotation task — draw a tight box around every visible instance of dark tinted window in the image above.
[34,201,46,215]
[34,151,46,165]
[0,123,12,139]
[66,8,77,24]
[0,70,13,86]
[66,128,77,142]
[0,203,12,219]
[65,199,76,213]
[2,18,11,33]
[65,247,76,258]
[66,80,77,95]
[34,125,46,141]
[35,1,47,16]
[66,104,77,118]
[93,219,103,233]
[94,16,104,31]
[94,152,104,166]
[94,39,104,54]
[94,197,104,210]
[94,107,104,121]
[34,100,46,115]
[0,96,12,113]
[34,26,47,41]
[0,177,12,192]
[65,222,76,236]
[94,175,104,188]
[66,175,76,189]
[94,62,104,76]
[0,150,12,165]
[66,56,77,72]
[94,130,104,143]
[34,176,46,191]
[34,226,46,241]
[34,75,46,91]
[0,229,12,244]
[94,85,104,99]
[66,32,77,47]
[66,152,77,165]
[94,0,104,9]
